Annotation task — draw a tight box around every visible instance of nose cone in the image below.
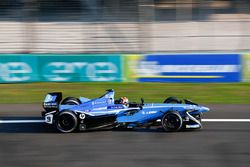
[200,106,210,112]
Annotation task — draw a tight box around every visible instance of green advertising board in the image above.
[122,54,142,82]
[243,53,250,82]
[0,54,122,83]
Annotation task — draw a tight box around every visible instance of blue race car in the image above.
[42,89,209,133]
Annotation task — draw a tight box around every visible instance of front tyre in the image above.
[161,112,183,132]
[56,111,78,133]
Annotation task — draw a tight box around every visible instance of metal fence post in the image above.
[138,0,154,53]
[22,0,37,53]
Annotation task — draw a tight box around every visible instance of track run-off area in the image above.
[0,104,250,167]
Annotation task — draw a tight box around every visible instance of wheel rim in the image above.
[162,113,182,131]
[57,113,77,132]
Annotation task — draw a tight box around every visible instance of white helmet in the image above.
[119,97,129,106]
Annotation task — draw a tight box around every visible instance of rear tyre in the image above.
[161,112,183,132]
[56,111,78,133]
[163,97,181,104]
[61,97,81,105]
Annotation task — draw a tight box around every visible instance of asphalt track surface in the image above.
[0,104,250,167]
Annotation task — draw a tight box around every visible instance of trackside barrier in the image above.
[243,53,250,82]
[0,54,122,83]
[0,53,246,83]
[123,54,242,82]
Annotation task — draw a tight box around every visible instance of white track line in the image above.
[1,119,250,124]
[0,120,45,124]
[203,119,250,122]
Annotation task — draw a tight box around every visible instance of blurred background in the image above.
[0,1,250,167]
[0,0,249,53]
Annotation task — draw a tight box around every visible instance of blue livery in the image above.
[42,89,209,133]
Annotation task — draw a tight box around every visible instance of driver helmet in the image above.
[119,97,129,106]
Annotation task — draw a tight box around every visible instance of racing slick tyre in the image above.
[163,97,182,104]
[161,112,183,132]
[61,97,81,105]
[56,110,78,133]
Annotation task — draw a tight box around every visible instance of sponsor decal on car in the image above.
[142,111,157,115]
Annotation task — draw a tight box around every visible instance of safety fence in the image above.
[0,0,249,53]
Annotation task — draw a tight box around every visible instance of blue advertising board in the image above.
[131,54,241,82]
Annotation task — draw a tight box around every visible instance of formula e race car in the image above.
[42,89,209,133]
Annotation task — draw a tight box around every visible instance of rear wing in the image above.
[43,92,62,112]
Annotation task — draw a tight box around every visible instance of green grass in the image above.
[0,82,249,104]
